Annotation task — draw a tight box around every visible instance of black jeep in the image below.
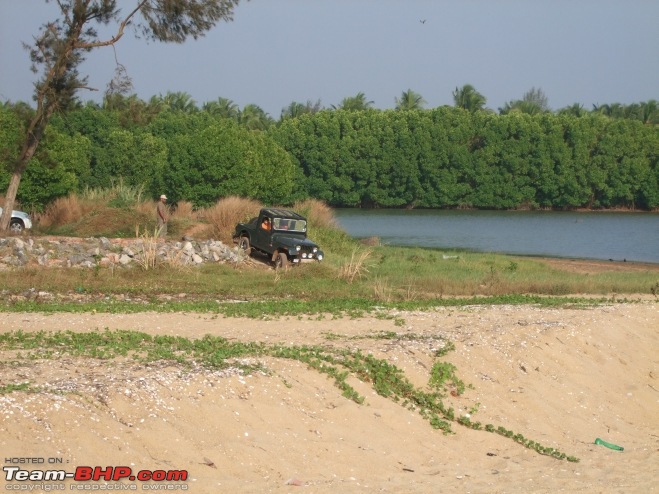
[233,208,324,268]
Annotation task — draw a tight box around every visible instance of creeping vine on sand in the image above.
[0,329,579,462]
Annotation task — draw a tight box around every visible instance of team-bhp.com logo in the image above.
[4,465,189,490]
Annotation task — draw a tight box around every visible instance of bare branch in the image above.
[75,0,149,49]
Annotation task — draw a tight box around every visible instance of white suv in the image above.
[0,207,33,233]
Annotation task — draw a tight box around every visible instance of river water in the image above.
[332,209,659,263]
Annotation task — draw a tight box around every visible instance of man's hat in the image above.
[160,194,167,200]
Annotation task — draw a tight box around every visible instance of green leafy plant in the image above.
[0,382,38,394]
[0,328,581,462]
[429,361,466,396]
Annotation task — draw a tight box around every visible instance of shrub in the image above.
[80,179,145,208]
[201,196,262,243]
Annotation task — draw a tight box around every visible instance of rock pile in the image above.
[0,236,247,270]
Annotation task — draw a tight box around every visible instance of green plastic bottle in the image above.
[594,438,624,451]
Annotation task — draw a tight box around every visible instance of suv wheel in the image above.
[9,220,24,233]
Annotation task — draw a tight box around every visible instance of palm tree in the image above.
[240,104,273,131]
[280,101,308,120]
[591,103,610,116]
[638,100,659,125]
[620,103,638,120]
[333,92,374,111]
[395,89,426,110]
[452,84,487,113]
[499,100,544,115]
[103,93,160,126]
[152,91,198,113]
[280,99,323,120]
[593,101,658,124]
[148,95,166,113]
[595,103,624,118]
[558,103,587,117]
[608,103,625,119]
[202,97,240,120]
[623,101,659,124]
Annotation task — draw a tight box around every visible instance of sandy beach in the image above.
[1,301,658,492]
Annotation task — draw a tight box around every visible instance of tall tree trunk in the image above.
[0,172,23,231]
[0,2,83,232]
[0,109,50,231]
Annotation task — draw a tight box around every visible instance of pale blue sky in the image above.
[1,0,657,118]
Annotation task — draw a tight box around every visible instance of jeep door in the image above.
[254,213,274,253]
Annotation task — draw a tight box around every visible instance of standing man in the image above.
[156,194,169,238]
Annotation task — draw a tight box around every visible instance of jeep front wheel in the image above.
[238,236,251,255]
[275,252,290,270]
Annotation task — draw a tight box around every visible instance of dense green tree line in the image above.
[1,101,657,211]
[271,108,658,210]
[0,103,296,209]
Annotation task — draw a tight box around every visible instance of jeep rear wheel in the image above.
[238,236,251,255]
[275,252,290,270]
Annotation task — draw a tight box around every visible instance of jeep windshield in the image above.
[273,217,306,232]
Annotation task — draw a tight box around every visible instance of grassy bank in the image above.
[2,190,658,313]
[0,242,656,315]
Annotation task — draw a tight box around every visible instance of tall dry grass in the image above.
[171,201,198,220]
[133,199,158,219]
[132,199,198,222]
[293,199,337,228]
[201,196,263,242]
[338,248,372,284]
[133,226,160,271]
[39,182,150,229]
[38,194,96,228]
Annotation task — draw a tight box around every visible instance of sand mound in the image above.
[1,302,657,492]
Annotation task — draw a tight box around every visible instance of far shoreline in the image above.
[519,255,659,273]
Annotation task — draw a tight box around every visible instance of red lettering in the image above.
[93,466,114,481]
[74,466,92,481]
[168,470,188,481]
[137,470,151,481]
[113,466,132,480]
[151,470,166,481]
[73,465,188,483]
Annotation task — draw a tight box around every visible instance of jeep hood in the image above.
[272,234,318,248]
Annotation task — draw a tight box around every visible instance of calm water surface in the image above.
[333,209,659,263]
